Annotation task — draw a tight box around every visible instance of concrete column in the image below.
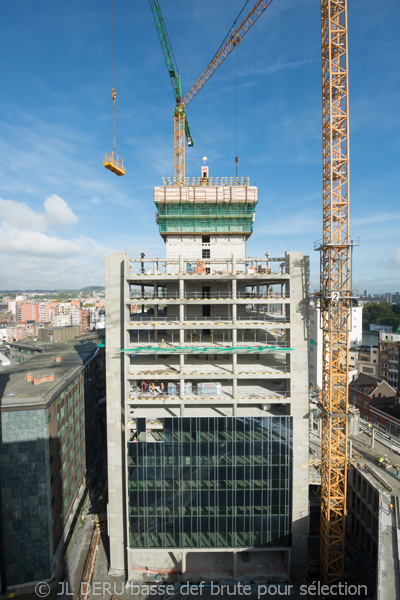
[232,378,237,397]
[154,285,158,343]
[232,304,237,322]
[233,551,237,578]
[231,253,236,273]
[105,252,129,576]
[256,284,260,316]
[371,427,375,449]
[179,255,184,274]
[180,329,184,344]
[179,304,184,322]
[179,279,184,300]
[232,279,237,297]
[286,251,310,574]
[232,353,237,374]
[232,329,237,345]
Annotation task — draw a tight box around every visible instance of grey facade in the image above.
[106,176,309,582]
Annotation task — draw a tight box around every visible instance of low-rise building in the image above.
[379,331,400,395]
[349,345,379,378]
[349,373,399,436]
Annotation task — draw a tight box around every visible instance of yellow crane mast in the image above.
[317,0,354,584]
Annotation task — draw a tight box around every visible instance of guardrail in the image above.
[128,391,290,400]
[359,418,400,454]
[79,524,100,600]
[129,292,290,300]
[127,367,290,377]
[363,464,392,492]
[128,316,289,324]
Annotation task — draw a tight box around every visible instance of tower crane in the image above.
[149,0,352,586]
[150,0,274,185]
[317,0,353,584]
[149,0,194,150]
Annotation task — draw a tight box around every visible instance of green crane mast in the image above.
[149,0,193,147]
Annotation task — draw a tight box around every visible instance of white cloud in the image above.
[43,194,78,229]
[0,194,78,233]
[0,198,47,231]
[0,195,111,288]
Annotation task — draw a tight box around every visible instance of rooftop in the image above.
[350,372,396,397]
[0,332,103,410]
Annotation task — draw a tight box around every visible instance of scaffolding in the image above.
[157,203,256,218]
[155,189,257,235]
[162,176,250,186]
[157,218,254,234]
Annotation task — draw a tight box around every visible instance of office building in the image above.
[0,333,105,590]
[106,169,309,582]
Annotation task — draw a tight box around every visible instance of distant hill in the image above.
[0,286,105,294]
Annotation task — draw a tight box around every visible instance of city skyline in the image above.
[0,0,399,292]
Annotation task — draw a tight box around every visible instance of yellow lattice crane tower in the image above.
[317,0,355,585]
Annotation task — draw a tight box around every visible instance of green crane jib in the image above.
[149,0,193,147]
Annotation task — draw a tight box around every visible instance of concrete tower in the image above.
[105,166,309,582]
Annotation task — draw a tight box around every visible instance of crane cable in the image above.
[209,0,250,65]
[112,0,116,152]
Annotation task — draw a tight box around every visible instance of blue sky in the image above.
[0,0,399,292]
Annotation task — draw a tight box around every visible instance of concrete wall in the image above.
[166,235,246,262]
[287,252,310,573]
[105,253,130,575]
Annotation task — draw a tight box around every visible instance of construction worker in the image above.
[379,456,384,465]
[388,503,394,514]
[396,466,400,477]
[160,382,164,395]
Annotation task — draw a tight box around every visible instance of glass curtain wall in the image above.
[128,416,292,549]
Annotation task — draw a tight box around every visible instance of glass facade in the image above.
[128,416,292,550]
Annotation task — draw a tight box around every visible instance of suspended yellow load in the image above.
[103,151,126,176]
[103,87,125,175]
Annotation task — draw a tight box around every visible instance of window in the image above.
[202,235,210,244]
[202,248,210,259]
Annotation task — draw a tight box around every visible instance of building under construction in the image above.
[105,167,309,581]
